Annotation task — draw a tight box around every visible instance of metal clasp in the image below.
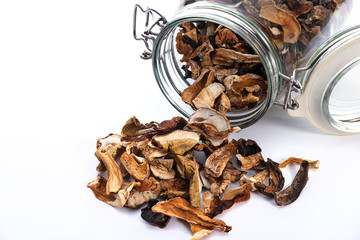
[133,5,167,60]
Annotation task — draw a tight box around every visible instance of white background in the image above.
[1,1,360,239]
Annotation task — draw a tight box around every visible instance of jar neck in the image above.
[152,2,282,128]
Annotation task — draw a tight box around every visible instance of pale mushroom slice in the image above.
[192,82,225,109]
[120,152,150,181]
[205,141,237,178]
[190,224,214,240]
[95,150,123,195]
[87,175,137,208]
[278,157,320,169]
[126,177,161,208]
[187,108,241,147]
[150,158,176,180]
[259,5,301,44]
[96,134,124,172]
[137,140,167,162]
[153,130,200,155]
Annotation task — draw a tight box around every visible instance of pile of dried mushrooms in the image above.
[87,108,319,239]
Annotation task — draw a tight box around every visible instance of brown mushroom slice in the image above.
[121,116,158,137]
[150,158,176,180]
[137,140,167,162]
[153,130,200,155]
[214,93,231,114]
[87,175,136,208]
[181,42,208,62]
[159,178,189,199]
[120,152,150,181]
[215,28,239,48]
[275,161,310,206]
[223,162,246,182]
[95,150,123,195]
[254,158,285,197]
[212,48,261,66]
[141,199,171,228]
[201,43,214,68]
[156,116,188,134]
[126,177,161,208]
[181,68,213,106]
[192,83,225,109]
[278,157,320,169]
[204,184,251,218]
[224,73,266,94]
[96,133,123,159]
[202,191,220,215]
[187,108,241,147]
[170,152,202,208]
[240,169,269,191]
[152,197,232,232]
[205,141,237,178]
[259,5,301,44]
[176,29,193,55]
[213,67,238,82]
[185,59,201,79]
[210,177,231,197]
[194,142,216,156]
[285,0,313,16]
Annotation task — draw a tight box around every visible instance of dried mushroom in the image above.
[120,152,149,181]
[205,141,237,178]
[159,178,189,199]
[141,199,171,228]
[121,116,158,137]
[192,82,225,109]
[190,224,214,240]
[87,175,136,208]
[95,150,123,195]
[254,158,285,197]
[150,158,176,179]
[187,108,240,147]
[153,130,200,155]
[152,197,232,232]
[126,177,161,208]
[259,5,301,43]
[275,161,310,206]
[137,140,167,162]
[156,116,187,134]
[279,157,320,169]
[236,138,266,170]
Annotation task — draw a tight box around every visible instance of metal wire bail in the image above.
[133,5,167,60]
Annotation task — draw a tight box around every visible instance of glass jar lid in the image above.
[288,26,360,134]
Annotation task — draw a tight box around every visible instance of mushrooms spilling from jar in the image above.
[87,108,319,240]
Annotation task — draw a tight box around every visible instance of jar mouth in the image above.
[322,58,360,133]
[152,3,281,128]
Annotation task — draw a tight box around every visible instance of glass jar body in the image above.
[151,0,360,132]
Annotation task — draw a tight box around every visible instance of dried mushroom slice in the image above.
[192,82,225,109]
[254,158,285,197]
[120,152,150,181]
[152,197,232,232]
[121,116,158,137]
[237,138,266,170]
[205,141,237,178]
[176,29,193,55]
[159,178,189,199]
[126,177,161,208]
[181,68,213,106]
[259,5,301,43]
[190,224,214,240]
[156,116,187,134]
[240,169,269,191]
[153,130,200,155]
[187,108,241,147]
[286,0,313,16]
[96,133,123,159]
[150,158,176,180]
[87,175,136,208]
[279,157,320,169]
[223,162,246,182]
[206,184,252,218]
[212,48,261,66]
[213,93,231,114]
[215,28,239,48]
[141,199,171,228]
[275,161,310,206]
[95,150,123,195]
[137,140,167,162]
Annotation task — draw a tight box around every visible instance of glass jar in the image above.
[133,0,360,134]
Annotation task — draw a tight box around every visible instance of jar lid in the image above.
[288,26,360,135]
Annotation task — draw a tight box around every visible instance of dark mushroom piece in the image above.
[275,161,310,206]
[141,199,171,228]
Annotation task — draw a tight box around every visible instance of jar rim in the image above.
[152,2,282,128]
